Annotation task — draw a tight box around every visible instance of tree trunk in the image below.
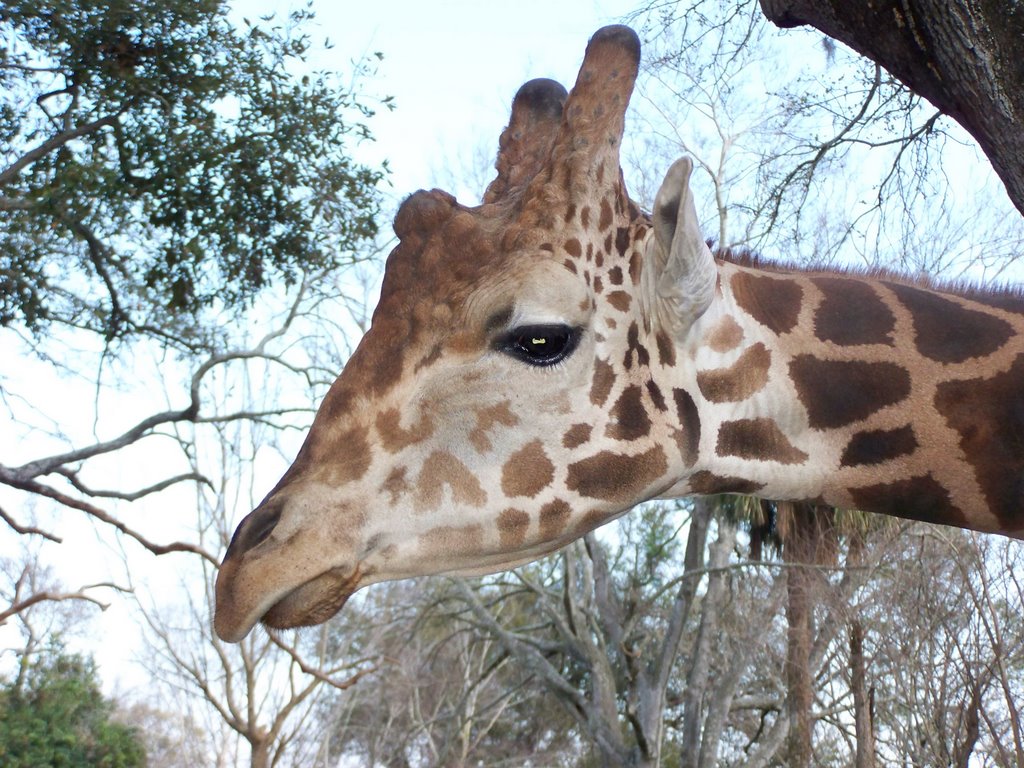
[759,0,1024,216]
[631,497,712,767]
[784,555,813,767]
[250,733,271,768]
[680,516,736,768]
[781,503,827,768]
[849,619,876,768]
[952,682,983,768]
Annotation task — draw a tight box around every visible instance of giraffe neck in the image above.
[657,259,1024,536]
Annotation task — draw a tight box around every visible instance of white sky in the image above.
[298,0,639,197]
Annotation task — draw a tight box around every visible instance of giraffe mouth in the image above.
[261,565,363,632]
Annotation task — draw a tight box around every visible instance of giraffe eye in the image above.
[498,324,581,367]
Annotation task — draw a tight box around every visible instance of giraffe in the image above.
[214,25,1024,643]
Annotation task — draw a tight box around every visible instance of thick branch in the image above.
[759,0,1024,215]
[0,114,120,188]
[0,474,216,563]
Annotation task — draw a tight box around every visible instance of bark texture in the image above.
[759,0,1024,215]
[850,619,876,768]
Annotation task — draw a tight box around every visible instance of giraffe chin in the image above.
[261,565,362,632]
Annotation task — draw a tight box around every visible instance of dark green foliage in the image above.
[0,0,383,340]
[0,648,146,767]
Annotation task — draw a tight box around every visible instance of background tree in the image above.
[0,0,383,337]
[316,578,581,767]
[0,644,145,767]
[758,0,1024,216]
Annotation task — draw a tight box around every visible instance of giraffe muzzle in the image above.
[215,496,366,641]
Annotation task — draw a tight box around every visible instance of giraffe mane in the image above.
[715,246,1024,313]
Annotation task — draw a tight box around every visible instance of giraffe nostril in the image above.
[225,500,283,561]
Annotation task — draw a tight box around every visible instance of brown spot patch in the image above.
[563,259,578,274]
[646,380,667,412]
[705,316,744,352]
[562,423,593,449]
[655,331,676,367]
[605,385,651,441]
[567,446,669,503]
[608,265,624,285]
[420,524,485,557]
[564,238,582,258]
[376,408,434,453]
[840,426,918,467]
[416,452,487,510]
[607,290,632,312]
[731,271,803,335]
[623,322,651,371]
[539,499,572,539]
[673,388,701,467]
[886,282,1013,363]
[935,353,1024,529]
[615,227,631,257]
[629,250,642,284]
[469,401,519,453]
[812,277,895,347]
[716,418,809,464]
[849,475,967,528]
[580,206,591,229]
[599,198,613,230]
[575,508,608,535]
[322,426,372,484]
[790,356,911,430]
[415,343,445,372]
[696,343,772,403]
[497,508,530,548]
[688,470,765,495]
[501,440,556,498]
[590,359,616,406]
[594,275,604,294]
[382,466,410,504]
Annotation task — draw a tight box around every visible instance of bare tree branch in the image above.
[0,581,129,624]
[0,503,61,542]
[0,473,217,563]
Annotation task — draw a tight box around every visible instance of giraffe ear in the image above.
[648,156,717,334]
[483,78,567,204]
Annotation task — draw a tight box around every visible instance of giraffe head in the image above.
[214,26,718,642]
